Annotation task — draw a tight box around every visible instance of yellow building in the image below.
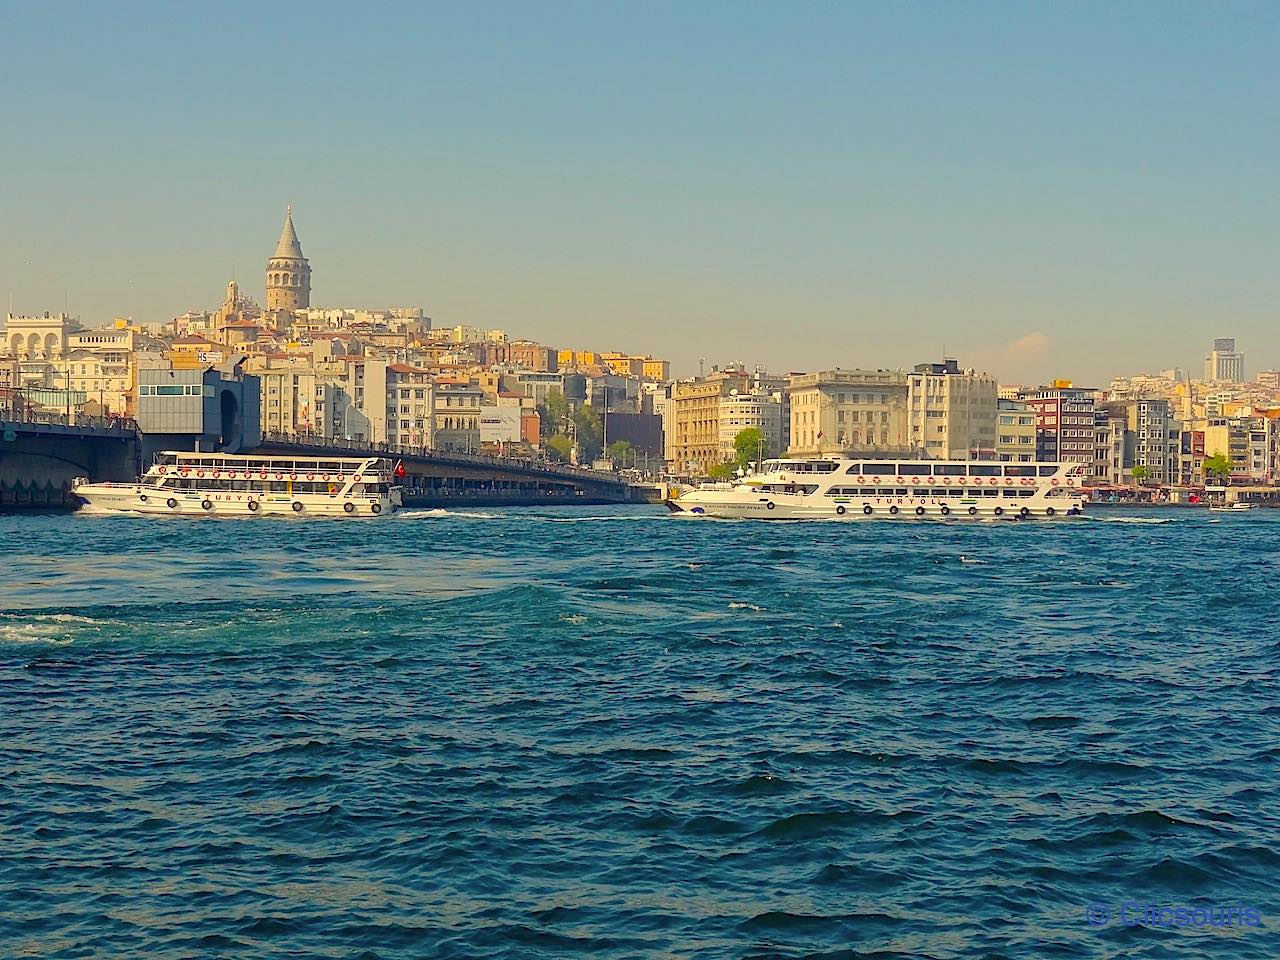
[170,337,227,370]
[786,369,910,457]
[669,375,749,474]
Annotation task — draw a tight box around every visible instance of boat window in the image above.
[912,488,930,497]
[968,465,1001,476]
[860,487,878,495]
[891,488,908,496]
[933,464,967,475]
[946,489,964,497]
[898,464,931,475]
[966,489,985,497]
[1039,466,1059,476]
[1003,465,1037,476]
[1001,489,1021,497]
[861,463,896,475]
[844,464,862,474]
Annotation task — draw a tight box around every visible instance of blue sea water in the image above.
[2,505,1278,959]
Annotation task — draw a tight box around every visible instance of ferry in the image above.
[72,452,403,517]
[667,458,1087,520]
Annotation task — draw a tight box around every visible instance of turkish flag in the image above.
[394,461,407,478]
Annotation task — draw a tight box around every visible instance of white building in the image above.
[1205,338,1245,383]
[4,312,81,359]
[786,369,910,457]
[718,391,783,460]
[907,359,998,459]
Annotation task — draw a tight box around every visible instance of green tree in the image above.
[537,388,570,440]
[1131,465,1149,486]
[732,427,767,468]
[572,404,604,462]
[545,434,574,460]
[705,460,739,481]
[1204,452,1232,483]
[606,440,634,464]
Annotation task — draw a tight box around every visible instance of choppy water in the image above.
[2,506,1278,959]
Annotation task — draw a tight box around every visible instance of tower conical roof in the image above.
[273,205,304,259]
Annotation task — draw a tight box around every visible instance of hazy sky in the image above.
[2,2,1277,384]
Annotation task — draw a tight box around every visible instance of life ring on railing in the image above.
[274,472,284,480]
[178,468,189,476]
[856,475,865,483]
[1004,478,1014,485]
[306,473,315,480]
[353,474,363,482]
[157,466,167,475]
[871,477,880,485]
[289,473,298,481]
[927,477,936,485]
[211,470,220,478]
[196,469,205,478]
[896,476,905,484]
[1050,478,1060,486]
[243,470,252,479]
[942,477,951,485]
[258,470,268,480]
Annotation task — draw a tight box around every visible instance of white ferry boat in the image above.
[667,458,1086,520]
[72,452,403,517]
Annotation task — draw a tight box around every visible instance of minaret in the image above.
[265,205,311,312]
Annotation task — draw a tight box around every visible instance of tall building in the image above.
[786,369,909,458]
[718,390,784,462]
[995,398,1037,463]
[906,358,997,459]
[265,206,311,313]
[1204,338,1244,383]
[1018,382,1097,464]
[669,374,748,474]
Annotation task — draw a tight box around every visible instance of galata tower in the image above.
[265,205,311,312]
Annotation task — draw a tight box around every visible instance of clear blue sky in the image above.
[2,1,1277,384]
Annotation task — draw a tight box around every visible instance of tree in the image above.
[606,440,634,464]
[706,460,738,480]
[733,427,767,468]
[1131,465,1149,486]
[545,434,574,460]
[1204,452,1232,483]
[537,388,570,440]
[572,404,603,462]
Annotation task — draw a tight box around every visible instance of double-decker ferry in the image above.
[72,452,403,517]
[667,458,1086,520]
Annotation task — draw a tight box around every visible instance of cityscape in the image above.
[3,4,1277,959]
[2,206,1275,499]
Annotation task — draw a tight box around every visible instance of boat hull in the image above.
[667,492,1083,520]
[72,483,399,517]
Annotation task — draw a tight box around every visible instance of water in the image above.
[2,506,1278,959]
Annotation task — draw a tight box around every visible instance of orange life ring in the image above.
[1004,478,1013,485]
[243,470,252,478]
[927,477,936,485]
[322,473,330,481]
[855,475,864,483]
[1050,478,1060,486]
[274,472,284,480]
[353,474,363,482]
[942,477,951,485]
[179,468,189,476]
[157,465,167,474]
[871,476,881,484]
[306,473,315,480]
[212,469,220,478]
[258,470,268,479]
[1066,478,1076,486]
[289,472,298,481]
[196,469,205,478]
[896,476,905,484]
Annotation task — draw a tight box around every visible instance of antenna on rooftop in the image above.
[699,356,705,378]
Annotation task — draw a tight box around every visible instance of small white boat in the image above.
[1209,501,1256,513]
[667,457,1086,520]
[72,451,403,517]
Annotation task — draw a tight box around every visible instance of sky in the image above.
[1,1,1277,385]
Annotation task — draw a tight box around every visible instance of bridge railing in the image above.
[258,431,622,484]
[0,408,138,435]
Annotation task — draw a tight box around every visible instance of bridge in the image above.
[254,432,635,506]
[0,413,140,508]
